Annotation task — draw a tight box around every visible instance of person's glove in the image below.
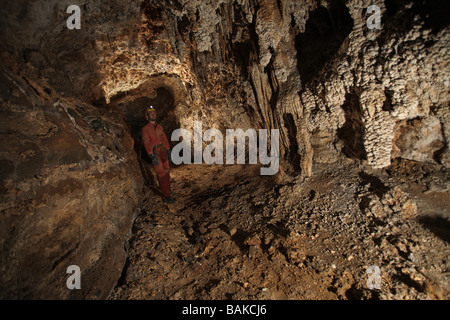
[167,149,172,163]
[150,154,159,166]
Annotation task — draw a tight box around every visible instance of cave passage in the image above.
[0,0,449,302]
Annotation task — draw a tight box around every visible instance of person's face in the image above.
[147,110,156,122]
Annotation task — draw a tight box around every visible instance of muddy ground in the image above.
[109,157,450,300]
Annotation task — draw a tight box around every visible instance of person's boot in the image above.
[164,196,175,204]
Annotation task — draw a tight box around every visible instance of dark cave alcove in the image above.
[295,0,354,85]
[383,0,450,35]
[337,91,367,161]
[283,113,301,172]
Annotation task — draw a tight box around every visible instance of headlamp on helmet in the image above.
[146,105,156,115]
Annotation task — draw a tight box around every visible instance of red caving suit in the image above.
[142,122,171,198]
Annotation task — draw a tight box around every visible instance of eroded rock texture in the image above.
[0,71,143,299]
[0,0,448,299]
[93,0,449,174]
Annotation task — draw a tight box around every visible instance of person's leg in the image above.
[159,171,170,198]
[154,157,170,198]
[162,158,171,194]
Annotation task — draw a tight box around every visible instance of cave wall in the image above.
[0,0,144,299]
[0,71,143,299]
[0,0,142,103]
[298,0,449,169]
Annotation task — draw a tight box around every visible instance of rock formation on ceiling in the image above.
[0,0,448,299]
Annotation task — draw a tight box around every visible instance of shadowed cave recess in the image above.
[0,0,449,300]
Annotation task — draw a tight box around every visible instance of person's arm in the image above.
[162,126,170,150]
[161,126,172,162]
[142,126,153,156]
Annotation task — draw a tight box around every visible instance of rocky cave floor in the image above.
[108,157,450,300]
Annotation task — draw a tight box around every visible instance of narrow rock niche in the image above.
[295,0,353,85]
[112,86,180,187]
[283,113,301,172]
[337,90,367,161]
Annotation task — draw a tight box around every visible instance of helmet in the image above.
[146,105,156,115]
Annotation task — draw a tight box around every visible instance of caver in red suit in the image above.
[142,106,174,203]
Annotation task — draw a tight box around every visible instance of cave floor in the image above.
[109,157,450,300]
